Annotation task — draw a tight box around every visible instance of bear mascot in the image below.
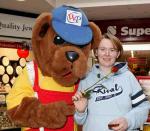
[6,5,101,131]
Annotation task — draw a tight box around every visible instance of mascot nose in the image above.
[66,51,79,62]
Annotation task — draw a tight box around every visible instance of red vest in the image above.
[27,62,78,131]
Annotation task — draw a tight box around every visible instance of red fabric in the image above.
[26,62,78,131]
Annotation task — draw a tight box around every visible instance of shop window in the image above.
[121,43,150,76]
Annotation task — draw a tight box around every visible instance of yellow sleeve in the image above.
[6,66,35,109]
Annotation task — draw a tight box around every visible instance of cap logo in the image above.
[66,10,82,26]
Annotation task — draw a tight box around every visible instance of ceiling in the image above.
[0,0,150,20]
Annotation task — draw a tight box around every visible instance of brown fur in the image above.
[7,97,74,129]
[7,12,101,129]
[32,12,101,86]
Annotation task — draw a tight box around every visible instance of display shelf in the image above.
[0,127,21,131]
[0,109,19,130]
[0,91,19,130]
[144,122,150,125]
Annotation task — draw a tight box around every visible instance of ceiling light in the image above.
[16,0,25,2]
[123,44,150,51]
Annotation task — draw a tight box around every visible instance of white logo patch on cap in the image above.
[66,10,82,26]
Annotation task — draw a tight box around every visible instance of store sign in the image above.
[94,19,150,42]
[121,27,150,36]
[0,40,32,50]
[0,13,35,39]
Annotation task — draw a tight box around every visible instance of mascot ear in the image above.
[32,12,52,41]
[89,22,102,49]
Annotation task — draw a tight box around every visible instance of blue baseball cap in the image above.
[52,5,93,45]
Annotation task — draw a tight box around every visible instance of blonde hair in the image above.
[94,33,123,60]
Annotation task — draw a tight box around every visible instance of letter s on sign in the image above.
[121,27,128,36]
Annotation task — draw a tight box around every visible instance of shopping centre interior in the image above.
[0,0,150,130]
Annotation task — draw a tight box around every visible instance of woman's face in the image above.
[97,38,120,68]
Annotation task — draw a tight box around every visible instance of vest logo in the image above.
[107,26,117,35]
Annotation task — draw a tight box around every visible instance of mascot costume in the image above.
[6,5,101,131]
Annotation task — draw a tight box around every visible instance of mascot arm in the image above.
[7,97,74,129]
[6,67,35,109]
[6,67,74,129]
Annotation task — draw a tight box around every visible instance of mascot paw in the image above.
[7,97,40,128]
[37,101,74,129]
[65,104,75,116]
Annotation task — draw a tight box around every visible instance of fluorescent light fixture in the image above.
[16,0,25,2]
[123,44,150,51]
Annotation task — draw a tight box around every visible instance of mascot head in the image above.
[32,5,101,86]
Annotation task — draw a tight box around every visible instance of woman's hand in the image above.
[72,91,88,113]
[108,117,128,131]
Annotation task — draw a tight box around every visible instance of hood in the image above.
[113,62,128,75]
[92,62,128,77]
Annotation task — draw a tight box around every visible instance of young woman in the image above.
[73,33,150,131]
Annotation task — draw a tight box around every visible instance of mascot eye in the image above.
[53,35,65,45]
